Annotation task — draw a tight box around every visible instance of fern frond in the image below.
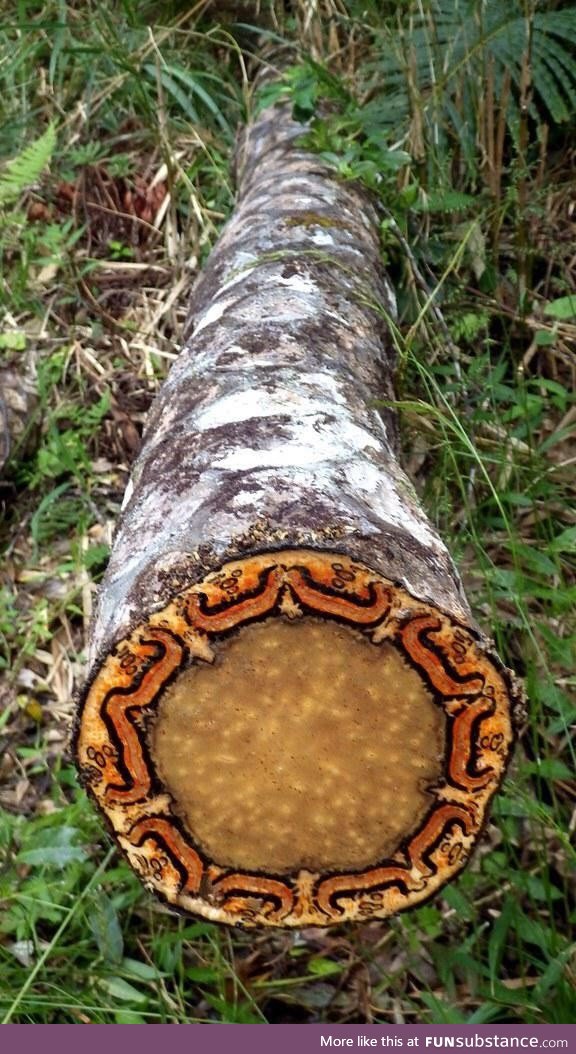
[368,0,576,181]
[532,54,571,124]
[0,124,57,206]
[535,10,576,46]
[531,37,576,123]
[415,189,476,213]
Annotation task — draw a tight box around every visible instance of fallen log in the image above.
[74,94,519,927]
[0,362,38,475]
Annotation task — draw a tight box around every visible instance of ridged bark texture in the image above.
[89,103,470,662]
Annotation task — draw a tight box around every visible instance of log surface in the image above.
[89,102,469,663]
[76,99,518,928]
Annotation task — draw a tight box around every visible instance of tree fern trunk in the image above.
[75,100,518,928]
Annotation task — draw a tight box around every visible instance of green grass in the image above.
[0,0,575,1026]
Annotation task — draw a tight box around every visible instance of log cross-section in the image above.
[75,100,518,927]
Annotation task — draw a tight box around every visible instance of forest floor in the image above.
[0,0,575,1025]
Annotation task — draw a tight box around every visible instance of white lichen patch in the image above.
[270,272,320,294]
[213,413,381,471]
[192,297,236,336]
[120,477,134,511]
[350,462,440,550]
[193,376,349,431]
[308,229,336,246]
[232,291,321,324]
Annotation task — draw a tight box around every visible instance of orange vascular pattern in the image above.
[105,629,184,805]
[75,550,515,927]
[126,817,204,893]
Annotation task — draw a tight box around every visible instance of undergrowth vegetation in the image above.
[0,0,574,1025]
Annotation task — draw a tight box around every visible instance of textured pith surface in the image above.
[152,619,444,873]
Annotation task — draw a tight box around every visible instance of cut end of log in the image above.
[75,549,515,927]
[152,620,444,874]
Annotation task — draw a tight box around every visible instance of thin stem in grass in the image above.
[0,1001,179,1023]
[1,847,115,1025]
[402,354,550,664]
[380,235,558,675]
[515,2,534,310]
[404,220,478,350]
[205,930,268,1023]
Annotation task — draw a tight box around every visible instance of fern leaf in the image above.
[532,54,570,124]
[532,37,576,123]
[536,10,576,47]
[415,189,476,213]
[0,124,57,206]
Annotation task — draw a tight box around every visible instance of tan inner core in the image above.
[151,618,445,873]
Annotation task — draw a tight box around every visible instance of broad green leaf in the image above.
[89,892,124,965]
[488,897,516,989]
[544,295,576,320]
[114,1011,146,1024]
[549,526,576,553]
[521,758,573,780]
[0,331,26,350]
[535,329,556,346]
[308,957,342,977]
[17,826,87,868]
[122,957,162,981]
[99,976,147,1005]
[186,966,218,983]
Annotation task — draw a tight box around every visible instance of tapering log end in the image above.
[75,549,516,927]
